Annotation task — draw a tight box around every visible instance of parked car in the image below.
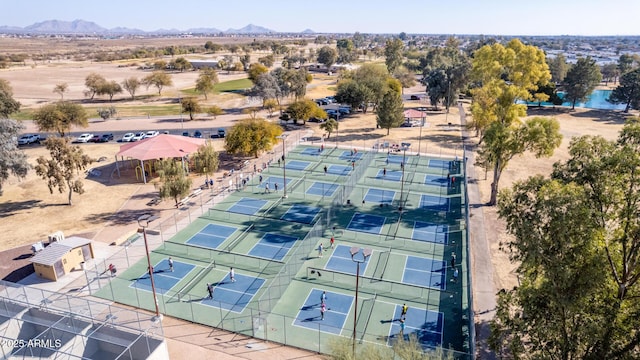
[308,117,325,123]
[182,131,190,137]
[193,130,203,138]
[145,130,159,138]
[410,95,421,100]
[88,135,101,143]
[338,107,351,115]
[121,133,135,142]
[97,133,114,142]
[75,133,94,143]
[217,128,226,138]
[131,132,146,142]
[17,134,40,145]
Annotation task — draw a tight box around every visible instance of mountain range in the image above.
[0,19,311,35]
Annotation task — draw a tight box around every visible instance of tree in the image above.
[35,137,92,205]
[320,118,338,138]
[470,39,556,205]
[263,99,279,118]
[53,83,68,100]
[601,62,619,85]
[33,101,89,137]
[617,53,637,76]
[376,90,405,135]
[170,57,191,72]
[224,118,283,158]
[608,68,640,112]
[157,158,192,207]
[181,97,201,120]
[122,77,140,100]
[191,141,219,184]
[286,99,325,125]
[353,64,394,111]
[336,38,357,64]
[98,80,123,101]
[239,54,251,71]
[548,54,569,84]
[563,57,602,110]
[84,72,106,100]
[0,79,21,118]
[0,119,29,195]
[195,67,219,99]
[97,107,117,120]
[393,66,416,94]
[206,105,225,119]
[143,71,173,96]
[258,54,275,68]
[335,80,372,113]
[251,73,283,106]
[384,38,404,74]
[492,121,640,359]
[425,68,448,110]
[317,46,337,72]
[248,63,269,83]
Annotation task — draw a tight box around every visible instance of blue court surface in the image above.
[248,233,298,261]
[346,213,386,234]
[257,176,293,190]
[376,169,403,181]
[131,259,195,294]
[402,256,447,290]
[306,182,339,197]
[386,154,404,164]
[325,245,371,275]
[363,188,396,204]
[339,151,364,161]
[228,197,268,215]
[301,147,324,156]
[419,194,450,212]
[281,204,321,224]
[201,272,265,313]
[424,174,448,187]
[412,221,449,244]
[388,304,444,349]
[293,289,353,334]
[428,159,453,169]
[327,164,351,176]
[186,223,238,249]
[285,160,311,171]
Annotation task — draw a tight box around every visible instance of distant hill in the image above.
[301,29,315,34]
[225,24,275,34]
[0,19,279,35]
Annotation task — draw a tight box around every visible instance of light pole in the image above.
[399,143,411,212]
[350,246,372,357]
[138,214,161,322]
[417,111,425,156]
[277,134,288,198]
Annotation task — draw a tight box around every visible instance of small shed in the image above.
[30,237,95,281]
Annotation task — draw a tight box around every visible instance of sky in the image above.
[2,0,639,36]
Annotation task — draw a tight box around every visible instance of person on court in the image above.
[321,290,327,304]
[168,257,174,272]
[318,243,324,257]
[330,236,335,249]
[320,302,326,320]
[401,303,408,319]
[229,267,236,283]
[206,283,213,299]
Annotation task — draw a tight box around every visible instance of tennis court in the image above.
[257,176,293,190]
[412,221,449,244]
[424,174,448,187]
[325,245,371,275]
[339,151,364,161]
[293,289,353,334]
[346,212,386,234]
[402,255,447,290]
[363,188,396,204]
[388,304,444,349]
[130,259,195,295]
[228,197,268,215]
[281,204,321,224]
[247,233,299,261]
[186,223,239,249]
[285,160,311,171]
[327,164,352,176]
[428,159,454,170]
[306,181,339,197]
[201,272,266,313]
[419,194,450,212]
[376,169,403,181]
[301,147,324,156]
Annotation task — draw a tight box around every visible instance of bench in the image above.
[176,196,190,208]
[191,188,202,197]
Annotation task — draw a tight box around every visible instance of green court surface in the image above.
[95,144,472,358]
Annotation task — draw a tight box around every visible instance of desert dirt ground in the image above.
[2,50,639,358]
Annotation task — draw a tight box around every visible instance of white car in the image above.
[75,133,93,143]
[145,130,159,138]
[131,132,146,142]
[18,134,40,145]
[121,133,135,142]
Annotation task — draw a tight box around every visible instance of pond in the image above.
[523,89,626,111]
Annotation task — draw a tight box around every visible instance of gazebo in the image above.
[403,108,426,121]
[115,134,206,183]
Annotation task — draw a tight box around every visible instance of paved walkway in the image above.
[459,102,497,360]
